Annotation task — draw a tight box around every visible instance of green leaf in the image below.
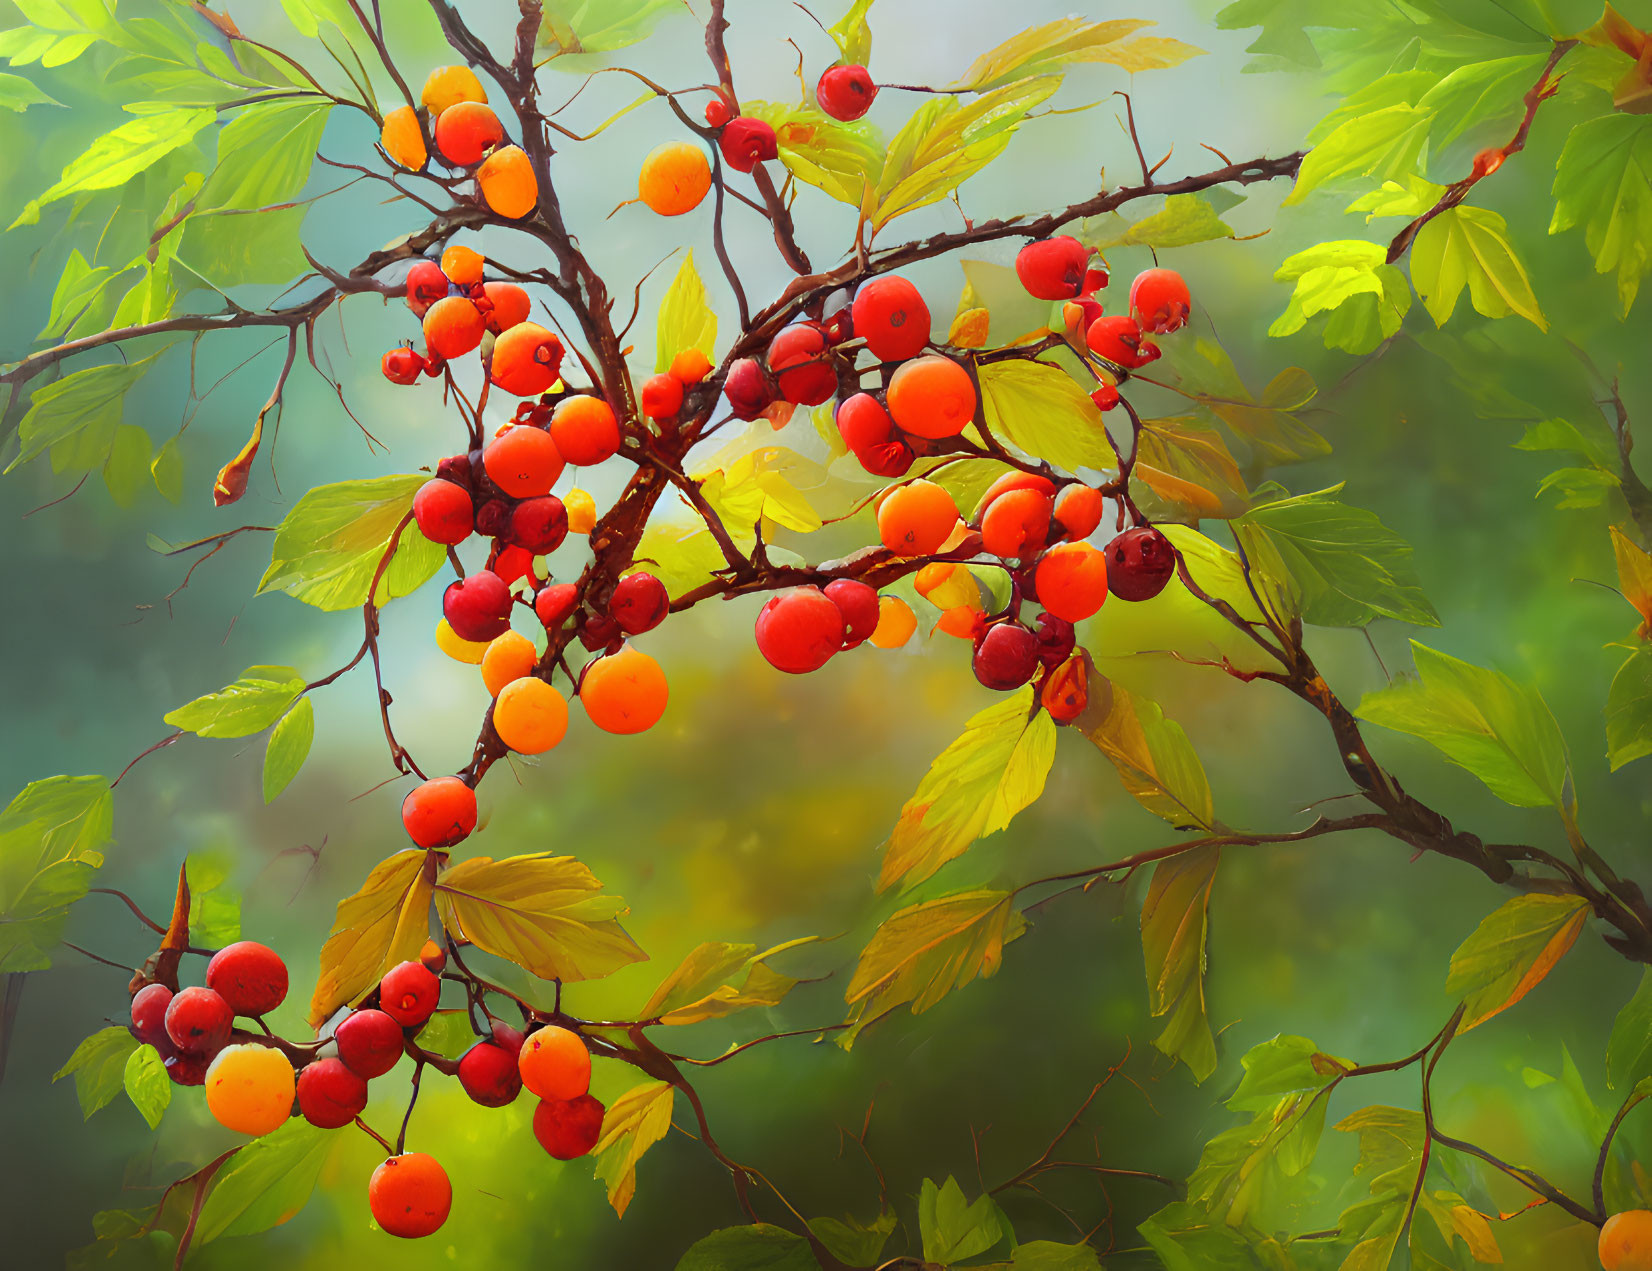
[593,1080,674,1217]
[1446,893,1591,1030]
[1549,114,1652,317]
[0,71,63,110]
[1608,969,1652,1090]
[257,474,445,611]
[1139,1201,1286,1271]
[164,666,306,740]
[978,359,1117,473]
[878,687,1057,891]
[5,358,155,474]
[654,251,717,374]
[1188,1098,1326,1222]
[1214,0,1394,71]
[919,1176,1010,1265]
[151,434,183,503]
[1142,845,1220,1082]
[187,850,242,948]
[199,100,330,210]
[54,1027,139,1119]
[1077,678,1215,830]
[1132,416,1250,521]
[842,890,1024,1047]
[175,205,310,289]
[1087,194,1235,249]
[674,1224,815,1271]
[39,249,111,340]
[1269,241,1411,354]
[262,697,314,803]
[1332,1105,1427,1269]
[1607,647,1652,772]
[985,1241,1103,1270]
[537,0,685,57]
[1418,53,1548,148]
[101,424,152,508]
[742,101,883,207]
[1410,205,1546,330]
[1229,1034,1349,1110]
[1235,485,1438,628]
[413,1009,474,1060]
[0,774,113,973]
[1173,339,1328,467]
[194,1118,333,1243]
[1284,104,1433,206]
[954,18,1203,90]
[642,937,814,1026]
[826,0,876,66]
[874,77,1061,230]
[807,1211,896,1266]
[1355,641,1570,808]
[122,1044,170,1130]
[11,107,214,228]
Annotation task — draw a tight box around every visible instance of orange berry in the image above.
[669,348,713,384]
[478,144,537,218]
[481,630,537,696]
[493,675,569,754]
[1035,541,1109,622]
[483,426,564,498]
[435,618,488,664]
[423,295,485,360]
[581,644,668,734]
[564,488,596,534]
[517,1025,591,1101]
[935,605,986,639]
[971,471,1056,521]
[204,1044,296,1137]
[1042,654,1089,723]
[421,65,486,115]
[440,244,484,286]
[1602,1211,1652,1271]
[380,105,426,170]
[369,1152,452,1239]
[434,100,504,166]
[400,776,477,848]
[490,321,564,396]
[877,480,959,556]
[638,141,711,215]
[640,373,684,419]
[483,281,531,333]
[980,488,1052,560]
[869,595,916,648]
[1053,483,1105,540]
[550,395,621,466]
[887,355,976,440]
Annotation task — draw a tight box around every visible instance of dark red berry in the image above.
[490,1021,526,1056]
[1033,612,1075,668]
[458,1041,523,1108]
[755,587,844,674]
[510,496,568,554]
[973,622,1041,691]
[335,1009,403,1079]
[435,453,473,488]
[378,961,440,1029]
[164,1050,210,1086]
[577,612,621,651]
[443,570,513,642]
[1015,236,1092,301]
[724,357,774,421]
[1105,526,1176,601]
[719,117,778,173]
[610,572,669,636]
[130,983,173,1047]
[533,1093,605,1160]
[164,986,233,1054]
[413,478,474,546]
[206,942,289,1017]
[297,1056,369,1128]
[474,497,512,540]
[824,579,879,646]
[816,64,877,121]
[767,323,836,406]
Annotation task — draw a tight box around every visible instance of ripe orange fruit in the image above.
[493,676,569,754]
[638,141,712,215]
[887,355,976,439]
[1054,483,1105,540]
[204,1044,295,1137]
[370,1152,453,1239]
[1601,1211,1652,1271]
[423,296,485,360]
[421,65,486,115]
[434,100,504,166]
[380,105,426,170]
[440,244,484,286]
[670,348,713,384]
[935,605,986,639]
[564,488,596,534]
[517,1025,591,1100]
[483,426,563,498]
[490,321,564,396]
[1035,541,1109,622]
[971,471,1056,521]
[482,281,531,333]
[581,644,668,734]
[877,480,959,556]
[400,776,477,848]
[870,596,916,648]
[550,395,621,466]
[478,144,537,218]
[435,618,488,664]
[481,630,536,696]
[980,488,1052,560]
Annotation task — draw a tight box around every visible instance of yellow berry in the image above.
[565,488,596,534]
[380,106,427,171]
[421,65,486,116]
[204,1043,296,1137]
[870,596,917,649]
[436,618,488,664]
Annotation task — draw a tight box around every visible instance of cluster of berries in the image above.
[380,65,537,218]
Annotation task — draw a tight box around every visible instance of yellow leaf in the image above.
[948,306,990,348]
[642,936,819,1026]
[977,359,1116,473]
[1449,1205,1502,1264]
[1132,416,1250,520]
[593,1080,675,1216]
[1076,677,1215,830]
[1084,34,1205,74]
[1141,845,1219,1081]
[1611,524,1652,636]
[654,252,716,374]
[954,18,1157,90]
[309,849,436,1028]
[742,100,884,206]
[433,853,646,983]
[1446,893,1590,1030]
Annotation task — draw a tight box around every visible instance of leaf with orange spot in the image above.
[1446,893,1591,1030]
[1611,524,1652,637]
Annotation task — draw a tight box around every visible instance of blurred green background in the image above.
[1,0,1649,1267]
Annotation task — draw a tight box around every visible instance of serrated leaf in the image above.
[1411,205,1546,330]
[1355,641,1569,808]
[262,697,314,803]
[5,358,155,474]
[593,1080,674,1217]
[978,359,1116,473]
[954,18,1201,90]
[308,849,435,1028]
[1142,845,1220,1081]
[920,1176,1010,1265]
[675,1224,815,1271]
[54,1027,139,1119]
[122,1044,170,1129]
[194,1118,332,1243]
[434,853,646,984]
[1607,647,1652,771]
[1088,194,1236,249]
[1270,241,1412,353]
[655,251,716,374]
[1076,678,1214,830]
[1550,113,1652,317]
[0,774,112,973]
[1446,893,1591,1030]
[1173,339,1328,466]
[176,204,310,289]
[742,101,883,207]
[843,890,1024,1046]
[257,474,445,612]
[1139,1200,1285,1271]
[164,666,305,740]
[878,688,1056,891]
[10,107,214,228]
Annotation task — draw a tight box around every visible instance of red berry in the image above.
[836,393,918,475]
[1033,612,1075,668]
[851,276,930,362]
[640,372,685,419]
[1084,266,1110,294]
[297,1056,369,1128]
[164,986,233,1054]
[382,347,424,385]
[206,942,289,1017]
[131,983,173,1047]
[1090,384,1120,412]
[490,1021,526,1056]
[442,570,513,642]
[378,961,440,1029]
[534,582,579,631]
[1015,236,1091,301]
[577,611,620,652]
[1129,268,1191,334]
[336,1009,404,1079]
[474,497,511,540]
[755,587,845,674]
[405,260,449,317]
[532,1093,606,1160]
[610,572,669,636]
[457,1041,523,1108]
[1105,526,1176,601]
[705,97,732,128]
[823,579,879,645]
[767,323,836,406]
[510,496,568,554]
[435,453,473,487]
[492,544,537,587]
[724,357,774,421]
[719,117,778,173]
[1085,314,1157,368]
[816,64,877,121]
[973,622,1041,691]
[400,776,477,849]
[165,1050,210,1086]
[413,478,474,546]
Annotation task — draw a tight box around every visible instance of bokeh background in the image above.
[1,0,1648,1267]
